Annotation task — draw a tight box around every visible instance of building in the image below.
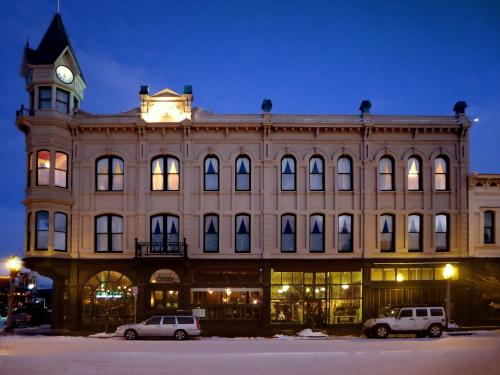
[15,14,499,334]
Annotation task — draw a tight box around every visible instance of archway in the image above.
[149,269,180,313]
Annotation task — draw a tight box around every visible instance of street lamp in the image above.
[442,263,455,329]
[5,256,23,332]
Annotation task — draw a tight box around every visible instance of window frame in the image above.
[484,210,495,244]
[35,210,49,251]
[54,212,68,252]
[38,86,52,110]
[203,213,219,253]
[379,156,395,191]
[54,151,68,188]
[408,214,423,252]
[55,88,70,114]
[235,155,251,191]
[337,155,353,191]
[380,214,395,252]
[235,214,251,253]
[281,213,297,253]
[96,156,125,192]
[309,214,325,253]
[434,156,450,191]
[203,155,220,191]
[151,155,180,192]
[407,156,422,191]
[309,155,325,191]
[36,149,51,186]
[435,213,449,252]
[150,214,180,252]
[26,212,31,252]
[94,214,124,253]
[28,152,33,187]
[281,155,296,191]
[338,214,353,253]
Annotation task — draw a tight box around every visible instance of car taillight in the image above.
[196,317,200,329]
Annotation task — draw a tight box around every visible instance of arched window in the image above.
[309,156,324,191]
[204,214,219,252]
[204,156,219,191]
[151,214,180,253]
[235,214,251,252]
[36,150,50,185]
[379,157,394,191]
[309,214,324,252]
[407,156,421,191]
[338,214,353,253]
[435,214,449,251]
[54,212,67,251]
[281,155,296,191]
[434,156,449,191]
[95,215,123,252]
[55,152,68,188]
[484,211,495,244]
[380,214,395,252]
[235,155,251,191]
[151,155,179,191]
[281,214,296,252]
[35,210,49,250]
[337,156,352,191]
[96,156,124,191]
[408,214,422,252]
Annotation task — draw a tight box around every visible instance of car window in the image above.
[162,317,175,324]
[430,308,444,316]
[145,316,162,325]
[416,309,428,317]
[399,309,413,318]
[177,317,194,324]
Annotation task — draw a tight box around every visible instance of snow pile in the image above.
[297,329,328,338]
[88,332,117,339]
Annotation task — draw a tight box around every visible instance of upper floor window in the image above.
[435,214,449,251]
[151,214,180,253]
[97,156,124,191]
[379,157,394,191]
[35,211,49,250]
[38,87,52,110]
[434,156,449,191]
[235,214,250,252]
[28,153,33,187]
[95,215,123,252]
[55,152,68,188]
[380,214,395,252]
[281,155,296,191]
[235,155,251,191]
[309,156,324,191]
[26,213,31,252]
[281,214,296,252]
[338,214,353,252]
[152,155,179,191]
[337,156,352,191]
[54,212,67,251]
[56,88,70,114]
[408,214,422,252]
[204,214,219,252]
[309,214,324,252]
[37,150,50,185]
[484,211,495,244]
[407,156,422,191]
[204,156,219,191]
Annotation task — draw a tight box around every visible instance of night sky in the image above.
[0,0,499,262]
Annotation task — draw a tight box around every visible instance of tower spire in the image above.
[57,0,60,13]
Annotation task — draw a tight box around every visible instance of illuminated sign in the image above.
[96,290,123,299]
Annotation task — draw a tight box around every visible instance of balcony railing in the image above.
[15,105,34,120]
[135,238,187,257]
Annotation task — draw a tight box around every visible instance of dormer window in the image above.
[39,87,52,110]
[56,88,70,114]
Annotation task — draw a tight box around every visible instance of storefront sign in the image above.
[192,308,206,318]
[150,269,180,284]
[96,290,123,299]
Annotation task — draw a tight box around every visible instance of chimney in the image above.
[359,100,372,114]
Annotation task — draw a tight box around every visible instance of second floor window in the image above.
[95,215,123,252]
[97,156,124,191]
[407,157,421,191]
[39,87,52,110]
[151,215,180,252]
[56,88,70,114]
[204,214,219,252]
[338,156,352,191]
[54,212,67,251]
[28,153,33,187]
[408,214,422,251]
[281,156,296,191]
[235,155,250,191]
[204,156,219,191]
[37,150,50,185]
[435,156,449,191]
[380,214,395,252]
[309,156,324,191]
[338,214,353,252]
[484,211,495,244]
[35,211,49,250]
[26,213,31,252]
[281,214,296,252]
[235,214,250,252]
[55,152,68,188]
[435,214,449,251]
[152,156,179,191]
[379,157,394,191]
[309,214,324,252]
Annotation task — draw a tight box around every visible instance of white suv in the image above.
[363,306,446,339]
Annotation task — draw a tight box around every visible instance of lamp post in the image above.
[5,256,23,332]
[442,263,455,329]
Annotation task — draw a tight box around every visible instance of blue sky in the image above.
[0,0,499,259]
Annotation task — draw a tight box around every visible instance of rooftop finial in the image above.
[57,0,60,13]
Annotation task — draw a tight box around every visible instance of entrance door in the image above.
[150,289,179,313]
[304,301,326,327]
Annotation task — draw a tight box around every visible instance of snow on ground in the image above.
[0,332,499,375]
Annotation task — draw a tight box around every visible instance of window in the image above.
[35,211,49,250]
[309,214,324,252]
[281,214,296,252]
[204,156,219,191]
[28,153,33,187]
[145,316,162,325]
[379,157,394,191]
[54,212,67,251]
[435,214,449,251]
[96,156,124,191]
[235,214,250,253]
[95,215,123,252]
[430,308,444,316]
[38,87,52,110]
[337,156,352,191]
[235,155,250,191]
[408,214,422,252]
[37,150,50,185]
[407,156,421,191]
[309,156,324,191]
[56,88,70,114]
[484,211,495,244]
[55,152,68,188]
[380,214,395,252]
[204,214,219,252]
[399,309,413,318]
[177,317,195,324]
[338,214,353,252]
[435,156,449,190]
[151,215,180,253]
[151,155,179,191]
[162,317,176,324]
[73,97,79,111]
[26,213,31,252]
[281,155,296,191]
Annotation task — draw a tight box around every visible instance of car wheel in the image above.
[428,324,443,338]
[174,330,187,341]
[375,325,389,339]
[124,329,138,340]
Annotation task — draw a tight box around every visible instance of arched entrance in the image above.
[149,269,180,314]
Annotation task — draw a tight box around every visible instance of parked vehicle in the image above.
[363,306,446,339]
[115,315,201,340]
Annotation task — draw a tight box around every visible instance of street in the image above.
[0,331,499,375]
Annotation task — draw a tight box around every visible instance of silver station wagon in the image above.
[115,315,201,340]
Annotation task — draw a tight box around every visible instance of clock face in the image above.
[55,65,74,84]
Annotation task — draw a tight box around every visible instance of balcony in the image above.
[135,238,187,258]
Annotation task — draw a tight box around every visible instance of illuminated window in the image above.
[28,153,33,187]
[379,157,394,191]
[54,212,67,251]
[55,152,68,188]
[151,155,179,191]
[38,87,51,110]
[484,211,495,244]
[435,156,449,190]
[35,211,49,250]
[151,215,180,253]
[435,214,449,251]
[337,156,352,191]
[380,214,395,252]
[408,214,422,252]
[235,155,251,191]
[204,214,219,252]
[309,156,324,191]
[204,156,219,191]
[281,155,296,191]
[235,214,250,252]
[281,214,296,252]
[338,214,353,252]
[96,156,124,191]
[36,150,50,185]
[309,214,324,252]
[26,213,31,252]
[56,88,70,114]
[407,156,421,191]
[95,215,123,252]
